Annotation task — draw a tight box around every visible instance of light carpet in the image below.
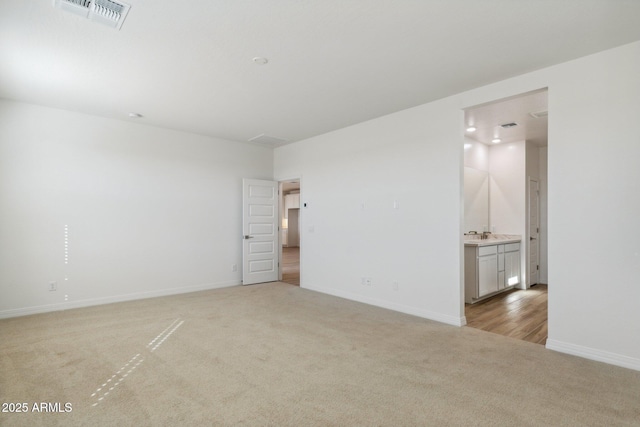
[1,282,639,426]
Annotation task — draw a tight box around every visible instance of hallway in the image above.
[281,246,300,286]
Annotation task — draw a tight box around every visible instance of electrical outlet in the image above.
[232,264,238,272]
[393,282,399,291]
[49,281,57,291]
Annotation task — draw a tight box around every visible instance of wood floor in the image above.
[465,284,548,345]
[280,246,545,343]
[281,246,300,285]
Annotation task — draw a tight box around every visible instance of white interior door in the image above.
[243,179,279,285]
[528,179,540,286]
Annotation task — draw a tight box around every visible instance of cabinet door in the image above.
[505,251,521,286]
[478,254,498,297]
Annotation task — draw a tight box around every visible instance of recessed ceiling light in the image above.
[492,138,501,143]
[253,57,269,65]
[128,112,143,118]
[466,126,476,132]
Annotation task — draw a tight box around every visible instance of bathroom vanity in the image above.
[464,236,521,304]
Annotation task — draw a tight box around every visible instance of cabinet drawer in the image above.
[478,245,497,256]
[505,243,520,252]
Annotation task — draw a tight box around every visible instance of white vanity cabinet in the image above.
[465,241,520,304]
[477,246,499,297]
[503,243,521,288]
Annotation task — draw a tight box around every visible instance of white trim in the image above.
[277,174,303,286]
[303,284,466,327]
[0,280,239,320]
[546,339,640,372]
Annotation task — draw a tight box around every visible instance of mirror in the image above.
[464,167,489,233]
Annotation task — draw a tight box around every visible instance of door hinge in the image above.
[537,265,539,270]
[536,227,539,233]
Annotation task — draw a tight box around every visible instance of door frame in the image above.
[277,176,302,285]
[460,87,549,328]
[528,177,540,288]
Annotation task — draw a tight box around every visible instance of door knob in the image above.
[243,235,254,240]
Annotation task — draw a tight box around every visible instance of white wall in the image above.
[275,40,640,370]
[489,141,526,236]
[275,97,465,326]
[0,101,273,317]
[526,142,541,182]
[489,140,527,287]
[545,42,640,369]
[464,138,490,233]
[463,137,489,171]
[538,147,548,284]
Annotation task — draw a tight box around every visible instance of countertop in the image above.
[464,234,522,246]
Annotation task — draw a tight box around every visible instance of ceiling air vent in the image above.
[500,122,518,129]
[53,0,131,31]
[248,134,289,147]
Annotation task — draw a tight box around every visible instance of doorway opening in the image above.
[280,179,301,286]
[462,88,548,344]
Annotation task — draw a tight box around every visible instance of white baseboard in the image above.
[0,280,240,320]
[546,339,640,372]
[303,284,466,327]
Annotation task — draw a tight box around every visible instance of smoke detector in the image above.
[53,0,131,30]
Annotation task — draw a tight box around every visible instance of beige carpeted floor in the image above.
[1,282,639,426]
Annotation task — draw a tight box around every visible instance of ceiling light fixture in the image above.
[466,126,476,132]
[253,57,269,65]
[492,138,501,143]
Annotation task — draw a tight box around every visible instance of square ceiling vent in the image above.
[54,0,131,30]
[248,134,289,147]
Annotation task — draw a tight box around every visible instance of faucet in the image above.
[481,231,491,240]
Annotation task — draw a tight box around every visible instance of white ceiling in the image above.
[465,89,548,147]
[1,1,640,146]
